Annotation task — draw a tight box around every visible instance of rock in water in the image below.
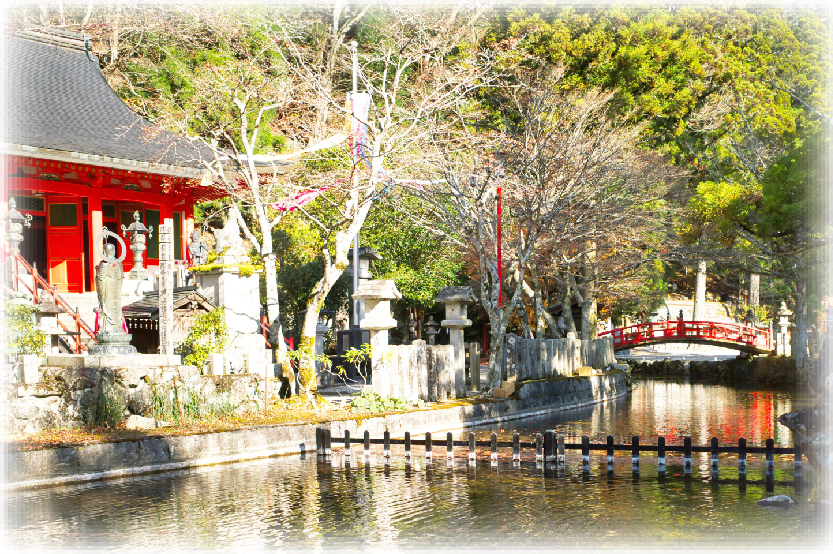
[757,495,796,508]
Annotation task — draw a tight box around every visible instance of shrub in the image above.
[94,383,126,428]
[4,303,47,357]
[177,308,228,369]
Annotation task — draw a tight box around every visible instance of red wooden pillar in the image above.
[161,196,174,229]
[87,188,103,292]
[184,198,195,264]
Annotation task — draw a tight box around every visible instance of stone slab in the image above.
[46,354,182,369]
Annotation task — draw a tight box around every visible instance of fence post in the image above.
[683,437,692,474]
[606,435,615,471]
[631,436,639,472]
[794,443,803,475]
[364,430,370,458]
[557,434,565,464]
[324,428,332,457]
[316,428,323,455]
[447,432,454,458]
[384,430,391,458]
[344,430,351,458]
[468,432,476,461]
[544,430,555,463]
[581,435,590,470]
[657,436,666,473]
[710,437,719,471]
[491,433,498,462]
[738,437,747,476]
[765,438,774,478]
[536,433,543,462]
[513,433,520,462]
[405,431,411,459]
[425,432,432,460]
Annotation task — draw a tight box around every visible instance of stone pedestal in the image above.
[17,354,40,384]
[192,265,267,366]
[436,286,474,399]
[354,280,402,398]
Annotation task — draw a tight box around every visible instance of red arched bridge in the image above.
[599,320,773,355]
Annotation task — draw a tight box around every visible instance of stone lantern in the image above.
[353,279,402,397]
[436,286,474,399]
[776,301,793,356]
[424,316,440,345]
[2,197,32,257]
[121,211,153,280]
[346,246,382,323]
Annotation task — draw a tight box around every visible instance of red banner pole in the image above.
[496,186,503,308]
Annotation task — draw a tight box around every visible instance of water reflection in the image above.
[4,379,825,550]
[470,378,801,448]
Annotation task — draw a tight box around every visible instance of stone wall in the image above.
[3,364,270,436]
[5,370,630,489]
[625,356,800,385]
[504,334,615,382]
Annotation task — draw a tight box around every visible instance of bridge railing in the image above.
[599,320,771,351]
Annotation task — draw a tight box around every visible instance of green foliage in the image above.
[361,197,466,307]
[303,146,352,173]
[189,262,262,277]
[273,217,351,338]
[148,379,236,423]
[286,344,333,371]
[348,391,421,414]
[177,309,229,369]
[94,384,126,428]
[729,304,772,326]
[4,303,47,357]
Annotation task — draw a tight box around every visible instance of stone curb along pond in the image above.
[3,370,630,490]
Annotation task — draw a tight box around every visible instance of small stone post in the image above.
[158,222,175,355]
[354,280,402,398]
[468,343,481,392]
[436,286,474,399]
[777,301,793,357]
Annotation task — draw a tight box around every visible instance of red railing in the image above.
[599,320,772,352]
[260,315,293,350]
[11,253,96,352]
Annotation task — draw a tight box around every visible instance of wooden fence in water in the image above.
[314,428,803,481]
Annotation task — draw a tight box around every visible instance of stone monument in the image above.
[192,210,267,375]
[90,229,136,355]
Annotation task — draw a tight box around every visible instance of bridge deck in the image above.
[599,320,772,354]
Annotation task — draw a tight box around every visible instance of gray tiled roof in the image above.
[123,285,215,319]
[3,28,213,169]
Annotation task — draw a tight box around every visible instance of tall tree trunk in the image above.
[794,279,808,371]
[297,193,374,396]
[559,271,577,336]
[693,259,707,321]
[748,273,760,307]
[580,242,598,340]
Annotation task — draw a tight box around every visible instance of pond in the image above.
[4,379,829,550]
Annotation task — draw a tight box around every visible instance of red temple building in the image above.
[3,26,221,296]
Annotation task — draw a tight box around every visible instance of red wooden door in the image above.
[47,198,84,293]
